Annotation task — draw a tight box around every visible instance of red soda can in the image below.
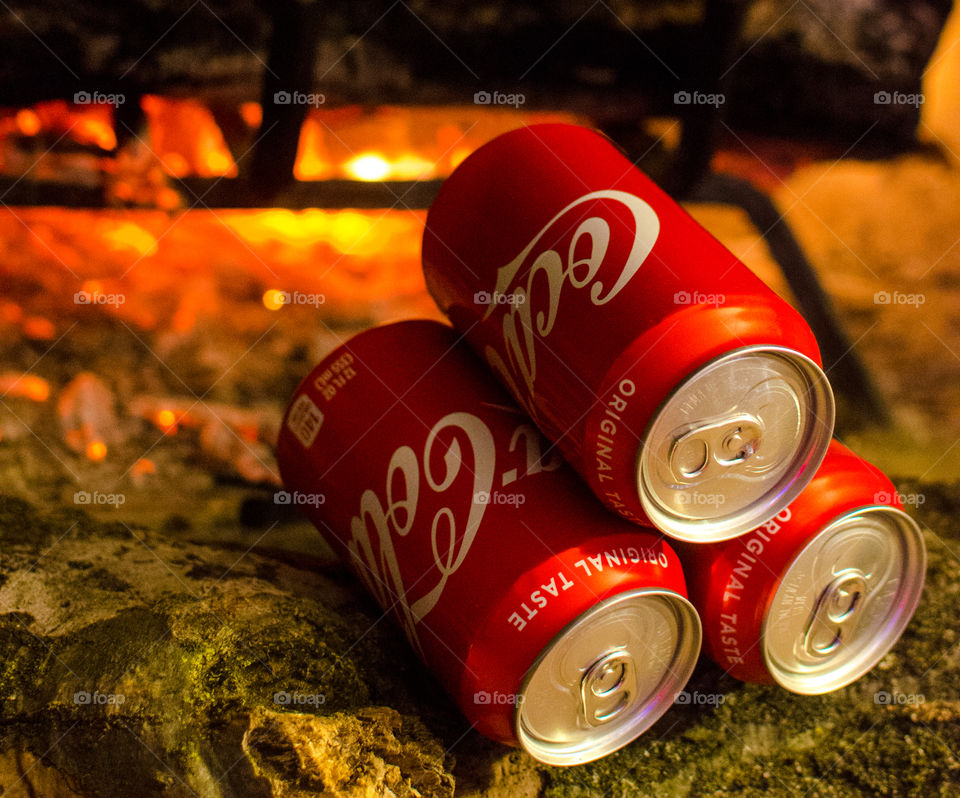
[275,320,701,765]
[676,439,926,692]
[422,123,835,542]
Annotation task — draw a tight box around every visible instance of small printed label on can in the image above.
[312,353,357,401]
[286,394,324,448]
[506,545,669,632]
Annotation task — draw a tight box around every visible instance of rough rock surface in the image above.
[0,478,956,796]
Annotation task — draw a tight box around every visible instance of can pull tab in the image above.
[580,649,636,727]
[668,413,764,484]
[802,570,868,658]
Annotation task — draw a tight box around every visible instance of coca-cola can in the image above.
[676,439,926,692]
[275,320,701,765]
[422,123,835,542]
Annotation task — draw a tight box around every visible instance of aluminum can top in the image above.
[762,504,925,693]
[518,587,700,765]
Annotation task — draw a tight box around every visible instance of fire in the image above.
[1,100,117,180]
[4,97,583,189]
[0,103,584,345]
[141,95,237,178]
[292,105,584,181]
[346,153,391,181]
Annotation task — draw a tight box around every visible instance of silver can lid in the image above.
[638,345,834,542]
[763,506,926,694]
[516,588,701,766]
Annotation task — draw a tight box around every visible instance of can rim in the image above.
[636,344,835,543]
[514,587,701,766]
[761,505,927,694]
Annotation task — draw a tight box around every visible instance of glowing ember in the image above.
[0,373,51,402]
[239,102,262,129]
[156,409,178,435]
[15,109,41,137]
[2,100,117,151]
[131,458,157,476]
[0,206,434,333]
[262,289,286,311]
[0,301,22,323]
[86,440,107,461]
[21,316,55,340]
[80,279,106,298]
[129,395,283,484]
[100,221,159,258]
[58,373,118,455]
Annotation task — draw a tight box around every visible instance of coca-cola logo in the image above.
[346,414,561,655]
[482,190,659,413]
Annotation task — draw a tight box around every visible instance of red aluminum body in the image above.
[275,320,691,749]
[422,123,827,529]
[678,439,922,686]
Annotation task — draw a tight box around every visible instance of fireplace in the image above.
[1,1,959,795]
